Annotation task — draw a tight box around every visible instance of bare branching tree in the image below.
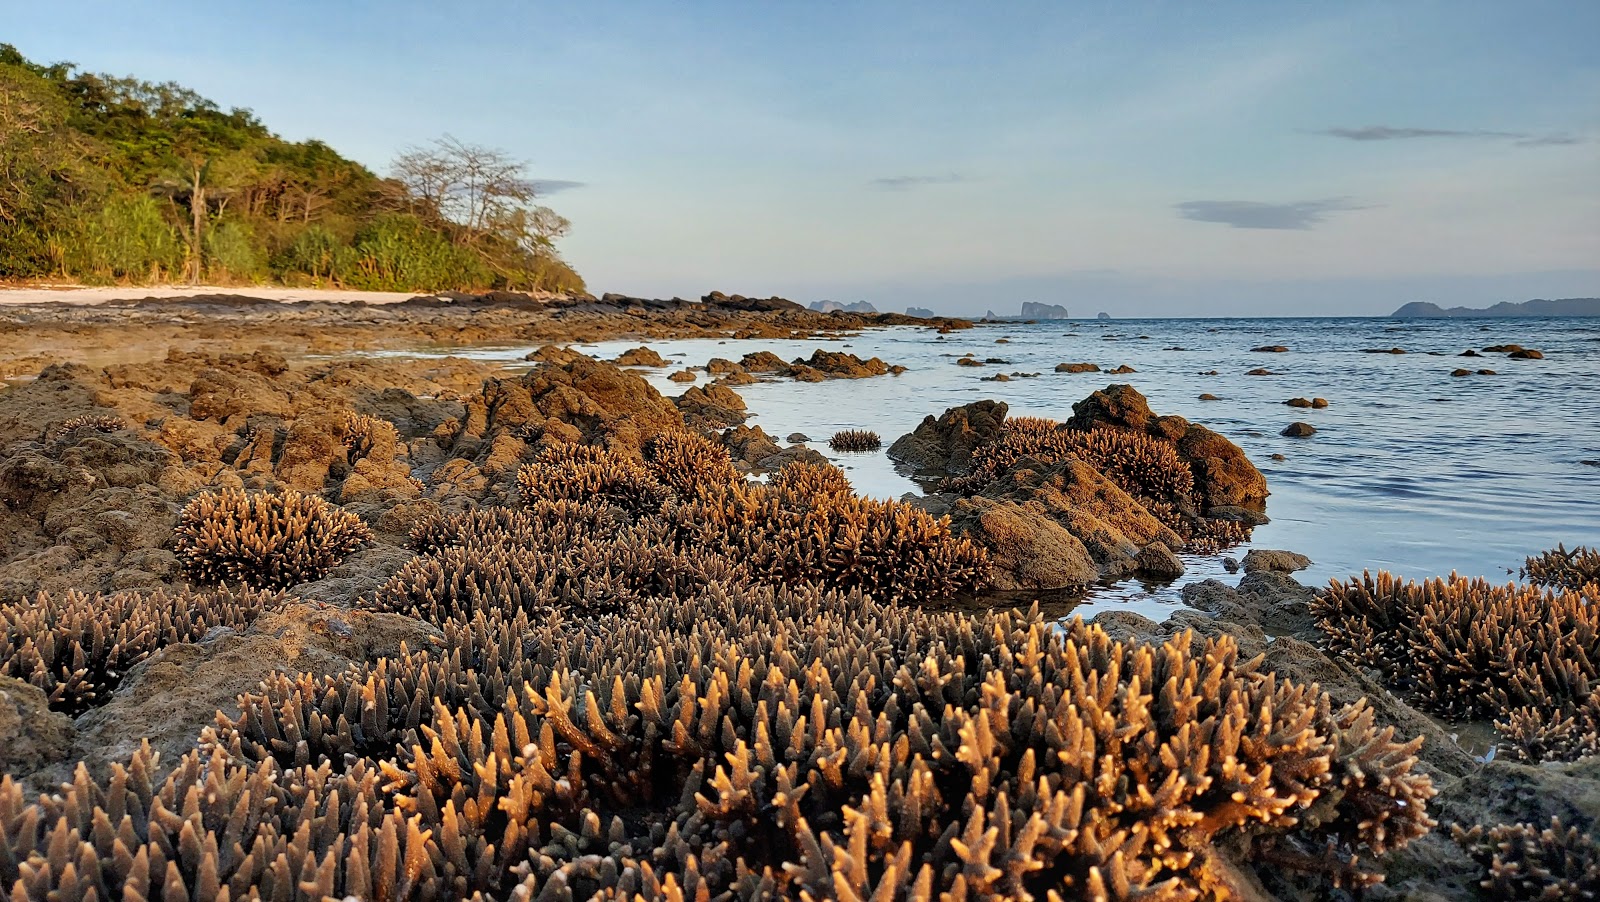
[392,135,537,243]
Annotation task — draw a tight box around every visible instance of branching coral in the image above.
[44,414,129,442]
[644,430,741,495]
[828,429,882,452]
[516,443,670,513]
[1314,570,1600,762]
[665,481,989,603]
[0,587,273,715]
[173,488,373,590]
[342,411,397,461]
[766,459,854,500]
[1523,544,1600,592]
[1454,818,1600,900]
[194,587,1435,899]
[1186,517,1255,554]
[945,418,1201,537]
[376,505,747,622]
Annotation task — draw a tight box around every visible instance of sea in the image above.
[359,315,1600,621]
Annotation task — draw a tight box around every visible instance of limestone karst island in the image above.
[2,5,1598,900]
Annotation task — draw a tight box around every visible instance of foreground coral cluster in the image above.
[4,587,1435,901]
[0,418,1441,900]
[0,587,273,715]
[1314,569,1600,763]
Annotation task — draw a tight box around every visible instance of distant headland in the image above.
[810,300,879,314]
[1391,297,1600,318]
[984,302,1070,320]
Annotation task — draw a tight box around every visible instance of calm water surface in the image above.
[353,316,1600,620]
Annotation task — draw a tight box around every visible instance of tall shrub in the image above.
[62,194,184,282]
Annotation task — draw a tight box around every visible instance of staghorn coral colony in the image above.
[0,350,1591,899]
[173,488,374,590]
[1313,569,1600,764]
[828,429,882,452]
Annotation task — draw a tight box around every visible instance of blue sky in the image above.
[6,1,1598,315]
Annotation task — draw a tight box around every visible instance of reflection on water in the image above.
[340,315,1600,622]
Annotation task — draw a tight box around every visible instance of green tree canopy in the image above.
[0,43,584,293]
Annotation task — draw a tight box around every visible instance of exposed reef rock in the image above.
[886,398,1008,474]
[0,324,1584,899]
[894,386,1267,588]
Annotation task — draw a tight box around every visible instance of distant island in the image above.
[1391,297,1600,318]
[906,306,936,318]
[810,300,879,314]
[985,302,1070,320]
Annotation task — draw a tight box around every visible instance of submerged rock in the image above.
[614,346,669,367]
[1241,548,1312,573]
[1281,422,1317,437]
[1136,542,1185,580]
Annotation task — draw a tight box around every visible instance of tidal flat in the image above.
[1,290,1597,900]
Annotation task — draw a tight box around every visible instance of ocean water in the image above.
[359,316,1600,620]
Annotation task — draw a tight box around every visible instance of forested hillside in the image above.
[0,44,584,293]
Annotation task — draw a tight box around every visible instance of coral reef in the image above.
[828,428,882,452]
[173,488,373,590]
[515,443,670,514]
[0,587,273,715]
[0,582,1435,901]
[666,473,989,604]
[1313,570,1600,762]
[644,430,742,495]
[1523,543,1600,592]
[1454,818,1600,899]
[43,414,128,442]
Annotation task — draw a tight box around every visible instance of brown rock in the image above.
[1508,349,1544,359]
[1251,345,1289,353]
[614,346,669,367]
[739,351,791,373]
[887,400,1008,475]
[0,675,74,780]
[793,349,891,378]
[1136,542,1185,580]
[1055,362,1101,373]
[1241,549,1312,573]
[676,383,748,428]
[1281,422,1316,437]
[948,497,1098,589]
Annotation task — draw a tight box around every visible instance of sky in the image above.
[5,1,1599,316]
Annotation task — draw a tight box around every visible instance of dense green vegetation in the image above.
[0,44,584,293]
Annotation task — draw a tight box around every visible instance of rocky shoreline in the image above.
[0,289,970,381]
[1,304,1597,900]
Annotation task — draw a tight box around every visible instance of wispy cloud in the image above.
[1316,125,1582,146]
[532,179,587,195]
[1318,125,1520,141]
[871,173,971,190]
[1176,198,1368,230]
[1515,133,1581,147]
